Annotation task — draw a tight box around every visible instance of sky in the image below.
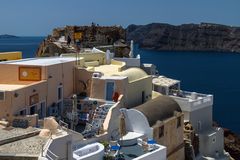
[0,0,240,36]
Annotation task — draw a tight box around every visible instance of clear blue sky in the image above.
[0,0,240,36]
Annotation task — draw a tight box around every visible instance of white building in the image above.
[152,76,230,159]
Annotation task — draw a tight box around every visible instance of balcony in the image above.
[169,90,213,112]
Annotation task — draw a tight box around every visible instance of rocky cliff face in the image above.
[126,23,240,53]
[224,128,240,160]
[36,24,129,57]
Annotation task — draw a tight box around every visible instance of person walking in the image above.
[67,35,71,47]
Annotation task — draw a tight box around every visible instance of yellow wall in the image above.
[0,51,22,61]
[90,75,152,108]
[110,59,126,71]
[0,81,47,122]
[0,91,12,119]
[0,60,75,121]
[62,52,106,65]
[0,64,47,84]
[153,113,185,160]
[45,61,75,107]
[90,78,127,101]
[125,77,152,108]
[62,62,74,98]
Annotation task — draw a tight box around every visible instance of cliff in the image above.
[36,24,130,57]
[224,128,240,160]
[126,23,240,53]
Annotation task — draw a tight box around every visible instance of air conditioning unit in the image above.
[92,72,101,78]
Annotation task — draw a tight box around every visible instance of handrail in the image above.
[46,149,59,160]
[59,120,69,131]
[42,134,52,154]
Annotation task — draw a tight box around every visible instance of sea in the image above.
[0,37,240,134]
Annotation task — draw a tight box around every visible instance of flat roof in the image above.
[152,76,180,87]
[0,127,47,156]
[0,135,47,156]
[0,57,76,66]
[0,127,38,142]
[0,51,21,55]
[94,64,121,75]
[0,84,26,91]
[0,81,47,91]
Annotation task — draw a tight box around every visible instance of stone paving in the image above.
[0,127,48,155]
[0,127,38,141]
[0,136,47,155]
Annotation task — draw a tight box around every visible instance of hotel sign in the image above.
[19,67,41,81]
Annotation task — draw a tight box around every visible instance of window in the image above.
[0,91,5,101]
[58,86,63,100]
[177,116,181,128]
[20,109,26,116]
[159,126,164,138]
[38,102,46,119]
[30,105,37,115]
[105,81,114,101]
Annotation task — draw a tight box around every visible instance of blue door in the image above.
[106,82,114,101]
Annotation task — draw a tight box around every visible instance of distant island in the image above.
[126,22,240,53]
[0,34,18,38]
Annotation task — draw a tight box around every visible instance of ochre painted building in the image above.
[0,57,75,122]
[0,51,22,61]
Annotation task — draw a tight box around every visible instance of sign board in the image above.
[74,32,83,40]
[19,67,41,81]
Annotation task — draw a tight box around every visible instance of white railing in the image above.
[46,149,59,160]
[170,90,213,111]
[59,120,68,131]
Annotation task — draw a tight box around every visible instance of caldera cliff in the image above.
[126,23,240,53]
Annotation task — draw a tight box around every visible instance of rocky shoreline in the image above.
[126,23,240,53]
[224,128,240,160]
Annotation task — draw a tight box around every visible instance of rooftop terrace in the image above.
[153,76,180,87]
[0,57,75,66]
[170,90,213,111]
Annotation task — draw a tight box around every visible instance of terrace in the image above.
[169,90,213,112]
[106,138,166,160]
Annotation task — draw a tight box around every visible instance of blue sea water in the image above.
[0,37,45,58]
[136,48,240,134]
[0,37,239,134]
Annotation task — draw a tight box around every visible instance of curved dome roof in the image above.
[134,96,182,126]
[114,68,148,82]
